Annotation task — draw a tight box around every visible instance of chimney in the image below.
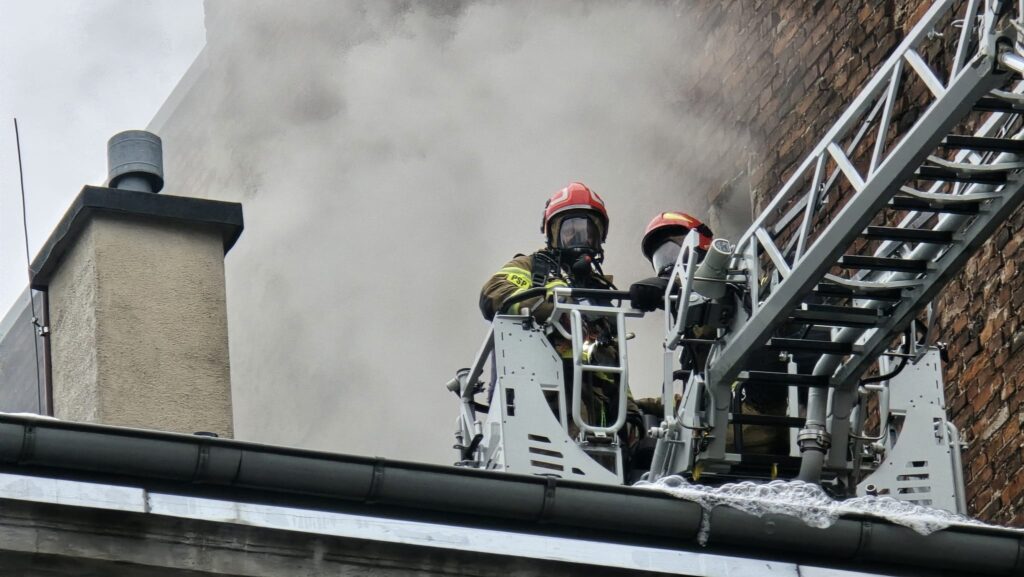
[29,131,243,437]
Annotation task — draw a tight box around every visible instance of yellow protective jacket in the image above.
[479,251,617,321]
[478,251,641,432]
[479,253,547,321]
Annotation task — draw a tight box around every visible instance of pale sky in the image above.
[0,1,205,315]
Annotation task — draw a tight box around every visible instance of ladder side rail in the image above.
[865,94,1019,264]
[832,87,1021,300]
[614,310,631,435]
[709,50,1001,392]
[760,7,1011,275]
[775,93,889,241]
[822,165,1024,471]
[661,349,676,426]
[869,61,905,176]
[746,235,760,316]
[569,308,588,436]
[825,139,1018,382]
[830,170,1024,389]
[734,0,959,255]
[794,155,827,260]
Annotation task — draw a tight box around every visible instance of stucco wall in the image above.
[48,219,100,423]
[48,213,233,437]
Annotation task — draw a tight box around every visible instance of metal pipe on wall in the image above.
[41,290,53,416]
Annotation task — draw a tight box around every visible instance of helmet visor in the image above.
[650,235,686,272]
[557,216,601,251]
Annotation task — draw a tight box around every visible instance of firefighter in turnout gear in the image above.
[628,211,714,313]
[480,182,615,321]
[631,211,787,456]
[630,212,714,419]
[480,182,641,441]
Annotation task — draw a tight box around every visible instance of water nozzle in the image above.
[693,238,734,299]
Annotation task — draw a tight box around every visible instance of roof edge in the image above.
[0,413,1018,576]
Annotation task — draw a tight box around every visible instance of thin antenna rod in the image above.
[13,118,44,415]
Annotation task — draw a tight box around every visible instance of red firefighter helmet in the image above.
[541,182,609,246]
[641,211,713,258]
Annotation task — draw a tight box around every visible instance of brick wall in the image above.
[689,0,1024,525]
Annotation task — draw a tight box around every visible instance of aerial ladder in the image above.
[448,0,1024,513]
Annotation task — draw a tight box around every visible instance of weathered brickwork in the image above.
[689,0,1024,525]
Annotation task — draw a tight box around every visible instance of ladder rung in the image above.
[738,370,831,388]
[973,96,1024,113]
[941,135,1024,153]
[838,255,929,273]
[789,304,882,328]
[765,337,854,354]
[730,413,806,428]
[915,165,1007,184]
[890,196,980,214]
[802,302,884,315]
[862,226,954,243]
[581,364,623,374]
[812,282,905,302]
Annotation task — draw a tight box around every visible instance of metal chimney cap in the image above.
[107,130,164,193]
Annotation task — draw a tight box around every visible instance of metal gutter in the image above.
[0,414,1019,576]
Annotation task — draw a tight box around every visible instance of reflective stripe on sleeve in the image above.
[498,266,532,289]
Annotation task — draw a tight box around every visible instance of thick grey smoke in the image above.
[158,0,753,463]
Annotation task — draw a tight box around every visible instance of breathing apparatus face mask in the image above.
[556,216,602,252]
[650,234,687,273]
[552,215,602,272]
[545,213,605,283]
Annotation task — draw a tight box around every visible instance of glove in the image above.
[629,276,669,312]
[544,278,568,298]
[531,300,554,322]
